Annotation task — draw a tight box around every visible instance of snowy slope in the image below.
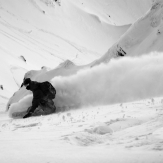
[91,0,163,66]
[70,0,152,25]
[6,0,163,113]
[1,98,163,163]
[0,0,163,163]
[0,0,131,96]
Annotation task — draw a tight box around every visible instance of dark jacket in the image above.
[26,81,44,100]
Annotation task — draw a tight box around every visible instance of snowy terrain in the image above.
[0,0,163,162]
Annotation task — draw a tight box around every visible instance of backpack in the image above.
[40,81,56,99]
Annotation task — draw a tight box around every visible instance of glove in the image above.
[23,112,32,118]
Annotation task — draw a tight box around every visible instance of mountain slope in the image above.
[6,0,163,111]
[0,0,134,95]
[91,0,163,66]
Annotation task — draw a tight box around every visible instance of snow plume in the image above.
[52,52,163,110]
[8,95,32,117]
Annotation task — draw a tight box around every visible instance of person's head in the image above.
[23,78,31,87]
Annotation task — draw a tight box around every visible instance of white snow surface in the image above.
[1,0,163,162]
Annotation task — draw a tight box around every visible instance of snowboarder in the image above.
[22,78,56,118]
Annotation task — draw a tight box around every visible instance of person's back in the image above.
[39,81,56,100]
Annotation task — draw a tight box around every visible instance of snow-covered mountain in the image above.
[1,0,163,163]
[0,0,132,95]
[91,0,163,66]
[6,0,163,112]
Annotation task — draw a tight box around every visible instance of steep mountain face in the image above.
[70,0,152,25]
[0,0,130,56]
[91,0,163,66]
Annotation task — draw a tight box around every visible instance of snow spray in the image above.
[8,94,33,117]
[52,52,163,109]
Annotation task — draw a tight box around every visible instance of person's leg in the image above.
[28,101,39,113]
[40,98,56,115]
[23,100,39,118]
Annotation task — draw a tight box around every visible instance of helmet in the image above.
[23,78,31,85]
